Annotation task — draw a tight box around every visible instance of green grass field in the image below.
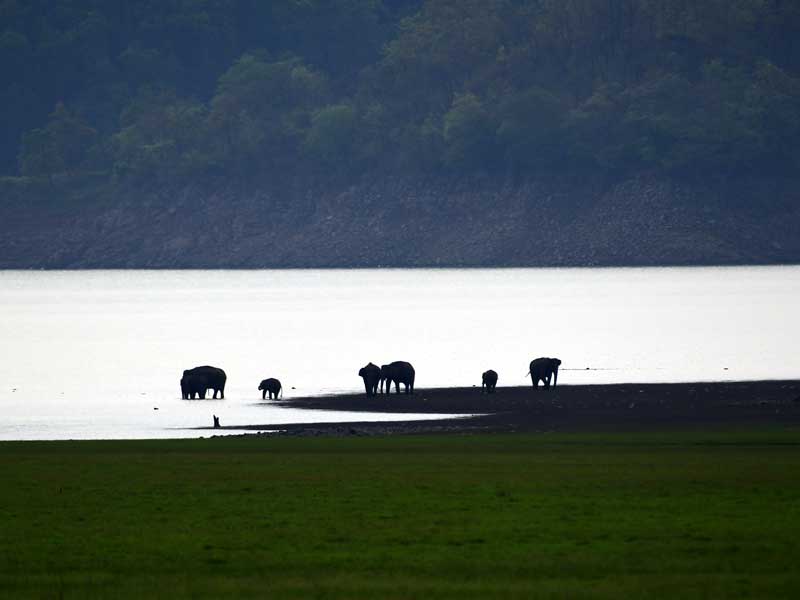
[2,429,800,598]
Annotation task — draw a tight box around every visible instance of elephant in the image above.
[379,364,391,393]
[382,361,415,395]
[181,365,226,399]
[358,362,381,396]
[482,369,498,393]
[528,357,561,389]
[258,378,282,400]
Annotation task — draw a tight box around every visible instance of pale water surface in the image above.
[0,266,797,440]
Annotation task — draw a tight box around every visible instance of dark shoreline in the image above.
[208,380,800,437]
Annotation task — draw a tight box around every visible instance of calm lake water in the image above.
[0,266,797,440]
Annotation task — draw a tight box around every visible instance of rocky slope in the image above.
[1,173,799,268]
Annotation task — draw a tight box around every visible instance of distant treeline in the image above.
[2,0,799,188]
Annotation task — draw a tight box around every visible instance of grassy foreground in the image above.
[1,429,800,598]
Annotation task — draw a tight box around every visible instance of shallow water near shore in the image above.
[0,266,797,440]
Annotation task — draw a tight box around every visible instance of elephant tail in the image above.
[525,370,530,377]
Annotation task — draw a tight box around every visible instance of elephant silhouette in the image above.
[181,366,226,399]
[379,364,391,393]
[382,361,415,395]
[482,369,498,393]
[358,363,381,396]
[528,357,561,389]
[258,378,282,400]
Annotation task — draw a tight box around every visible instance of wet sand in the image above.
[213,380,800,436]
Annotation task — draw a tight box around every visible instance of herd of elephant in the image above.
[180,367,282,400]
[358,357,561,396]
[179,357,562,400]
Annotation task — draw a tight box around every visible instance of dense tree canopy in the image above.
[1,0,799,185]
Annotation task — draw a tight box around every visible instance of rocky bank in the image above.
[1,173,799,268]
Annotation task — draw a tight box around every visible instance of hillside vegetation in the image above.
[3,0,799,184]
[1,1,799,267]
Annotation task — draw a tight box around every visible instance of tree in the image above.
[443,93,495,170]
[496,87,567,172]
[18,102,96,180]
[304,104,358,167]
[18,128,62,183]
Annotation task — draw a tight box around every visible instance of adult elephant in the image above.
[382,361,415,395]
[258,378,282,400]
[358,363,381,396]
[181,366,227,399]
[482,369,498,393]
[528,357,561,389]
[379,364,391,394]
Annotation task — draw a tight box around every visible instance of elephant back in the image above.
[388,361,415,382]
[189,365,226,380]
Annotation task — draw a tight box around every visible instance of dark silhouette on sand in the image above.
[213,415,220,428]
[258,378,282,400]
[528,358,561,389]
[358,363,381,396]
[181,366,227,399]
[482,369,498,393]
[381,361,416,395]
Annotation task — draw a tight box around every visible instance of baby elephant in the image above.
[482,369,498,393]
[258,378,282,400]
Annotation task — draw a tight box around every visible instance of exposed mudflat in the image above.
[211,380,800,436]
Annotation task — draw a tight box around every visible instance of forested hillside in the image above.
[1,0,799,268]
